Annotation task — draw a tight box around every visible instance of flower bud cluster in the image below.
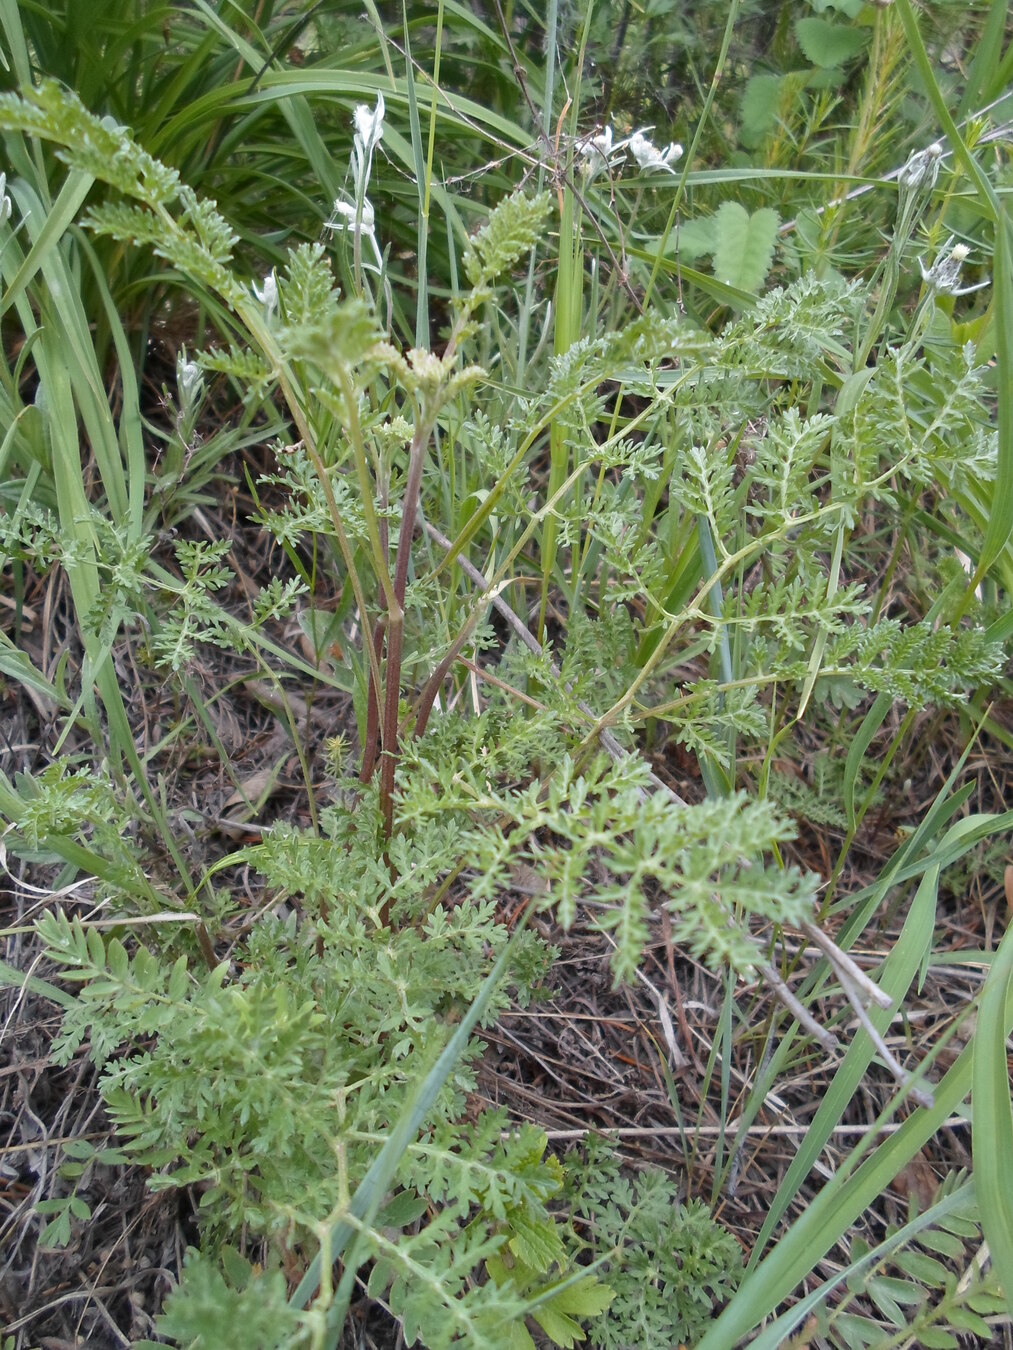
[581,123,683,183]
[897,141,943,194]
[176,349,204,415]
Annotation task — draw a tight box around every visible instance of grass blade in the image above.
[969,206,1013,591]
[972,914,1013,1305]
[749,864,939,1266]
[699,995,1000,1348]
[956,0,1012,117]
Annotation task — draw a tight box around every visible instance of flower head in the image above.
[628,129,683,174]
[176,349,204,409]
[354,93,385,157]
[581,124,624,183]
[898,141,944,193]
[0,172,12,226]
[327,197,375,237]
[351,92,385,196]
[253,270,279,320]
[919,236,986,297]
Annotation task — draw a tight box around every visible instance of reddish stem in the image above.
[375,418,432,838]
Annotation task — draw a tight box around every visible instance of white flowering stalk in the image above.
[857,142,953,366]
[890,141,946,269]
[169,346,206,456]
[327,92,386,294]
[351,92,384,197]
[580,125,625,183]
[330,198,374,235]
[176,348,204,415]
[627,129,683,174]
[328,194,383,280]
[0,172,11,225]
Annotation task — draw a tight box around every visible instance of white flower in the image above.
[253,270,278,319]
[354,92,385,157]
[327,197,375,237]
[176,350,204,407]
[919,236,985,296]
[579,122,683,183]
[628,129,683,174]
[0,172,11,225]
[898,141,943,193]
[581,124,624,182]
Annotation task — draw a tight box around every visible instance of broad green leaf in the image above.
[167,955,189,1002]
[531,1304,584,1348]
[739,74,783,147]
[712,202,779,294]
[107,938,129,981]
[543,1274,615,1319]
[947,1306,994,1338]
[643,217,716,263]
[795,16,868,68]
[916,1330,958,1349]
[85,925,105,968]
[508,1211,566,1273]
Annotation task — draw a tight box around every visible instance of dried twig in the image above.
[754,961,838,1052]
[801,919,894,1011]
[838,976,935,1110]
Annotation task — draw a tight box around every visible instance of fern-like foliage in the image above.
[2,68,1006,1350]
[153,1247,303,1350]
[36,893,545,1236]
[565,1137,744,1348]
[0,79,180,202]
[397,709,818,979]
[463,189,553,294]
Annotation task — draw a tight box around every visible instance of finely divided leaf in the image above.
[463,190,552,290]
